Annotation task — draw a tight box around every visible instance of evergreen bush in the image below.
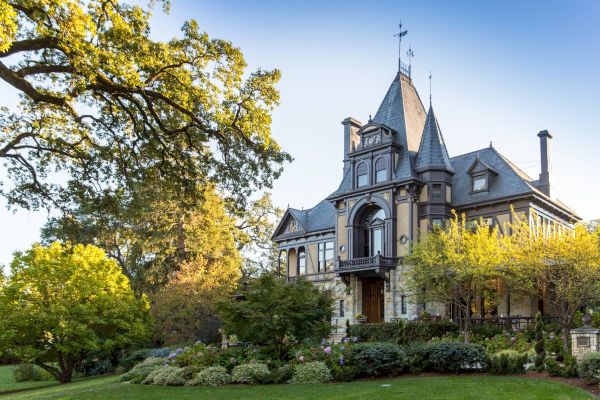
[231,363,270,384]
[488,350,528,375]
[533,312,546,371]
[119,357,164,383]
[577,352,600,381]
[187,366,231,386]
[348,342,407,376]
[428,342,487,372]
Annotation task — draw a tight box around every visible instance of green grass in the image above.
[2,374,594,400]
[0,365,57,394]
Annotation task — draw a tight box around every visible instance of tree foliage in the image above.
[407,212,503,342]
[0,0,290,210]
[217,274,333,360]
[0,242,150,383]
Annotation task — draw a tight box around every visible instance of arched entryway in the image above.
[356,205,386,258]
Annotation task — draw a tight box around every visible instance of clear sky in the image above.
[1,0,599,269]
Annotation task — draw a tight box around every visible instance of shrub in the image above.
[231,363,270,384]
[13,364,54,382]
[347,320,460,344]
[488,350,528,375]
[119,347,171,371]
[291,361,332,384]
[428,342,487,373]
[330,364,358,382]
[545,356,578,378]
[119,357,164,383]
[533,312,546,371]
[141,366,186,385]
[347,321,401,342]
[270,364,294,384]
[577,352,600,381]
[187,366,231,386]
[403,342,432,374]
[349,342,407,376]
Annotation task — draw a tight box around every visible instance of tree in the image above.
[0,0,290,211]
[0,242,150,383]
[407,213,504,342]
[533,311,546,371]
[217,274,333,360]
[509,220,600,352]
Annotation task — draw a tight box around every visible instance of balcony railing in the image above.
[338,253,398,273]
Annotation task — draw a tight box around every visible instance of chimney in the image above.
[537,130,553,197]
[342,117,362,175]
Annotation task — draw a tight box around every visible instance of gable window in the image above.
[318,241,334,272]
[298,248,306,275]
[375,157,387,183]
[357,162,368,187]
[472,173,488,192]
[431,183,442,200]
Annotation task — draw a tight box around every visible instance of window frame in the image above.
[297,247,306,275]
[356,161,369,187]
[374,157,387,183]
[318,241,335,272]
[471,172,488,193]
[431,183,443,200]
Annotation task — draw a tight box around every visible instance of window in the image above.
[472,174,487,192]
[339,300,345,317]
[431,183,442,200]
[357,162,368,187]
[298,248,306,275]
[401,295,407,315]
[375,157,387,183]
[432,218,444,228]
[318,241,334,272]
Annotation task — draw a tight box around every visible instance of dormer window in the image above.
[357,162,368,187]
[375,157,387,183]
[471,173,488,192]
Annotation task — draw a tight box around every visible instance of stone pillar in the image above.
[571,313,600,360]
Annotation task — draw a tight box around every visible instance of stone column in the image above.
[571,313,600,360]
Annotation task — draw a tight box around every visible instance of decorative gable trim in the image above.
[467,157,499,175]
[271,210,305,240]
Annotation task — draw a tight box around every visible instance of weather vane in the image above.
[429,70,432,105]
[393,21,408,71]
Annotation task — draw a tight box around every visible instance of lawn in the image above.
[3,374,594,400]
[0,365,56,395]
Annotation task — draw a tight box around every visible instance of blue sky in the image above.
[1,0,599,268]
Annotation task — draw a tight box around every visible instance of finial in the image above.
[368,114,372,123]
[490,141,493,148]
[428,70,432,106]
[393,20,408,72]
[407,45,414,78]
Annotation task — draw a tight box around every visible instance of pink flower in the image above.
[298,355,305,362]
[324,346,332,354]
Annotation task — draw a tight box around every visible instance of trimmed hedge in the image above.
[187,366,231,386]
[348,342,407,376]
[428,342,487,373]
[231,363,270,384]
[291,361,332,384]
[347,320,460,344]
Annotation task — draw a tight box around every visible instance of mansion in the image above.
[271,52,580,332]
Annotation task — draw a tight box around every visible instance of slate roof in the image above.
[373,72,427,182]
[450,146,578,220]
[415,105,454,173]
[272,199,336,240]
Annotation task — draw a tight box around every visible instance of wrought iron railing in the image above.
[338,253,398,272]
[457,316,562,331]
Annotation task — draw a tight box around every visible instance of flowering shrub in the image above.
[291,361,332,384]
[119,357,164,383]
[187,366,231,386]
[231,363,270,384]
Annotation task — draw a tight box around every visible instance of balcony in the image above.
[337,253,399,286]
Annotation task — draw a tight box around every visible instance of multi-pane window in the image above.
[472,174,487,192]
[375,157,387,183]
[357,162,368,187]
[318,241,334,272]
[298,248,306,275]
[431,183,442,200]
[339,300,345,317]
[401,295,407,315]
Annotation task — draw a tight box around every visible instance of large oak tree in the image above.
[0,0,290,210]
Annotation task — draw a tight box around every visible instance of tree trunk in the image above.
[58,368,73,384]
[562,301,570,354]
[464,298,472,343]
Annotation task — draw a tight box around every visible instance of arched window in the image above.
[375,157,387,183]
[357,205,385,257]
[357,162,368,187]
[297,247,306,275]
[278,250,287,277]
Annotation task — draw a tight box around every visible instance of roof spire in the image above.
[393,21,408,73]
[428,70,432,106]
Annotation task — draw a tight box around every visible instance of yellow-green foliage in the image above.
[0,242,150,383]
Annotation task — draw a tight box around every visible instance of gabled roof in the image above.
[272,199,336,241]
[415,105,454,173]
[450,147,580,219]
[373,72,427,182]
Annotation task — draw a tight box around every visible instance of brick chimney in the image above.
[342,117,362,175]
[537,130,553,197]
